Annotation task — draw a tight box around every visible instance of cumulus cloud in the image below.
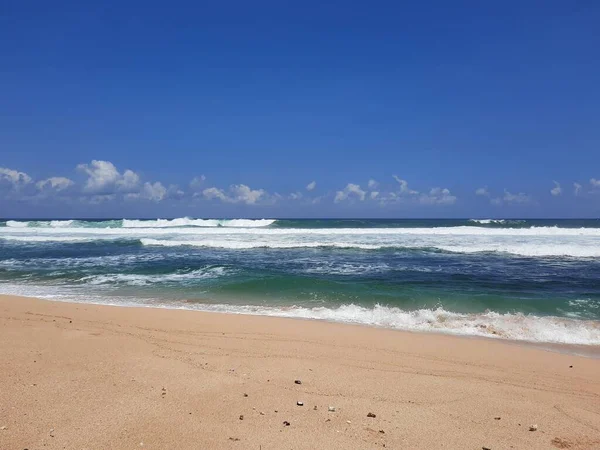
[230,184,266,204]
[141,182,167,201]
[591,178,600,188]
[550,181,562,196]
[574,182,582,195]
[0,167,32,189]
[334,183,366,203]
[392,175,418,195]
[368,179,379,189]
[125,182,167,202]
[189,175,206,191]
[492,190,532,205]
[370,191,379,200]
[202,187,229,202]
[375,177,456,206]
[202,184,269,205]
[420,188,457,205]
[77,160,140,193]
[475,187,489,196]
[306,181,316,191]
[36,177,74,192]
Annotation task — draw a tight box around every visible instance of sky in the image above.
[1,1,599,218]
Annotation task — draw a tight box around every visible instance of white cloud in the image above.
[189,175,206,190]
[492,190,532,205]
[475,187,489,196]
[370,191,379,200]
[0,167,32,188]
[202,184,269,205]
[141,182,167,201]
[202,187,229,202]
[230,184,266,204]
[392,175,418,195]
[306,181,316,191]
[77,160,140,193]
[334,183,366,203]
[591,178,600,188]
[36,177,74,192]
[368,179,379,189]
[574,182,582,195]
[289,192,303,200]
[420,188,457,205]
[88,194,116,204]
[550,181,562,196]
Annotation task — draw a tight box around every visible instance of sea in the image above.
[1,218,600,346]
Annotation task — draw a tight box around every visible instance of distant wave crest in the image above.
[122,218,276,228]
[4,218,277,229]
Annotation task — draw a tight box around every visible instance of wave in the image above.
[140,238,383,250]
[184,303,600,345]
[122,218,276,228]
[1,236,100,243]
[3,218,277,229]
[468,219,526,226]
[2,280,596,345]
[80,267,231,286]
[6,220,29,228]
[138,238,600,257]
[3,224,600,236]
[2,233,598,257]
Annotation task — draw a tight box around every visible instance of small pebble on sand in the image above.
[295,380,302,385]
[297,401,304,406]
[328,406,336,412]
[239,415,244,421]
[529,424,538,431]
[367,412,376,418]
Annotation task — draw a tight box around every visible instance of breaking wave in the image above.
[121,218,276,228]
[1,280,597,346]
[186,303,600,345]
[138,238,600,257]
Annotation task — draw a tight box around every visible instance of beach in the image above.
[1,295,599,450]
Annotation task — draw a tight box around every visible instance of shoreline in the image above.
[1,294,600,449]
[2,292,600,359]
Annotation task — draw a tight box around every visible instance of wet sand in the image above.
[1,294,599,449]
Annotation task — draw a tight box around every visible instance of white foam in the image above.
[80,267,230,286]
[6,220,29,227]
[436,244,600,258]
[122,218,276,228]
[189,303,600,345]
[139,238,383,250]
[2,281,597,346]
[2,224,600,257]
[302,262,391,276]
[1,236,98,243]
[48,220,75,227]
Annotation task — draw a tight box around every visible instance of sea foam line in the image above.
[3,224,600,236]
[0,282,598,346]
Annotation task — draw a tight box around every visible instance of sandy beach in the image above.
[1,295,599,450]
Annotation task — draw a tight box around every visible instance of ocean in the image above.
[1,218,599,346]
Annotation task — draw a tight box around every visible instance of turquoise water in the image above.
[1,218,599,344]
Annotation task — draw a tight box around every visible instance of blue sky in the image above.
[1,1,599,218]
